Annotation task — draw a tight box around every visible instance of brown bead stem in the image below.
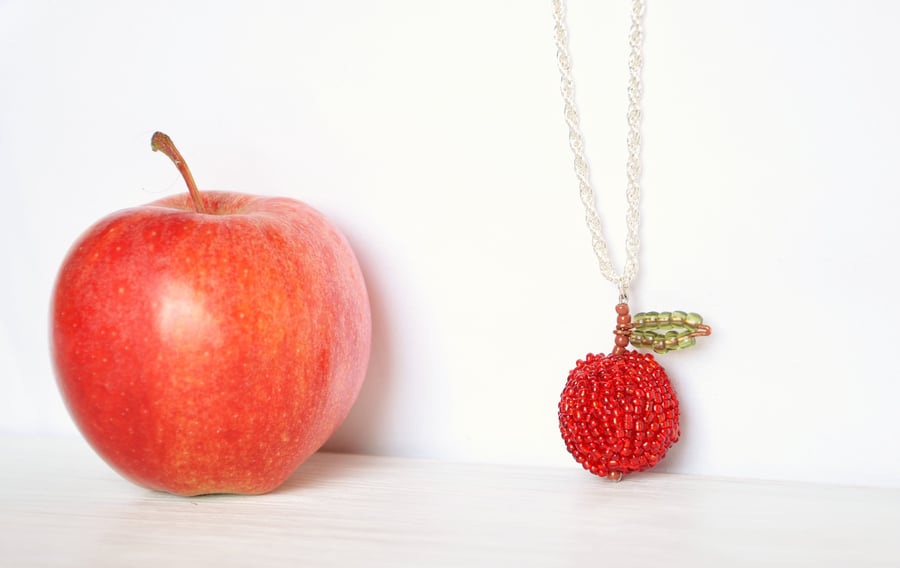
[612,303,633,355]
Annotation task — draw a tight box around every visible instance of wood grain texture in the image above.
[1,436,898,567]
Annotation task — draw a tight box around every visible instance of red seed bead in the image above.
[559,350,680,480]
[615,303,630,316]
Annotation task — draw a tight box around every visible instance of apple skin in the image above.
[51,191,371,496]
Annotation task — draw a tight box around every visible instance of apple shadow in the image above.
[276,233,396,492]
[274,451,387,493]
[305,232,396,458]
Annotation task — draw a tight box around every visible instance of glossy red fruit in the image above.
[559,350,679,480]
[50,133,371,496]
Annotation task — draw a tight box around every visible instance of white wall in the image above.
[2,1,898,488]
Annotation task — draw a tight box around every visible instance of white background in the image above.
[2,1,898,488]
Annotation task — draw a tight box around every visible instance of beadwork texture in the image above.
[559,350,679,479]
[630,311,706,353]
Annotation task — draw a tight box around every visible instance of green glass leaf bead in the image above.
[657,312,673,329]
[664,330,679,347]
[670,311,687,325]
[677,334,696,349]
[630,330,651,347]
[641,311,659,325]
[684,312,703,327]
[652,338,667,354]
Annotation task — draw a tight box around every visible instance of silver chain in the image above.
[553,0,645,302]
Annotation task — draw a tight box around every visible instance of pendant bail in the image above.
[617,284,629,305]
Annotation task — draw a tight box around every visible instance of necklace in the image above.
[553,0,711,480]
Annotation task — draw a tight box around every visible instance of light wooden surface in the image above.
[1,436,898,567]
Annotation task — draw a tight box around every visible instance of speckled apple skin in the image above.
[51,191,371,496]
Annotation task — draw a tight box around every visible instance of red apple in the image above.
[50,132,371,496]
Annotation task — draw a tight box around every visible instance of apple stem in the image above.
[151,132,208,214]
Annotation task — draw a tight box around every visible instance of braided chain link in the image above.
[552,0,645,301]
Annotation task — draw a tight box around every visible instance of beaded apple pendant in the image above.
[559,303,710,480]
